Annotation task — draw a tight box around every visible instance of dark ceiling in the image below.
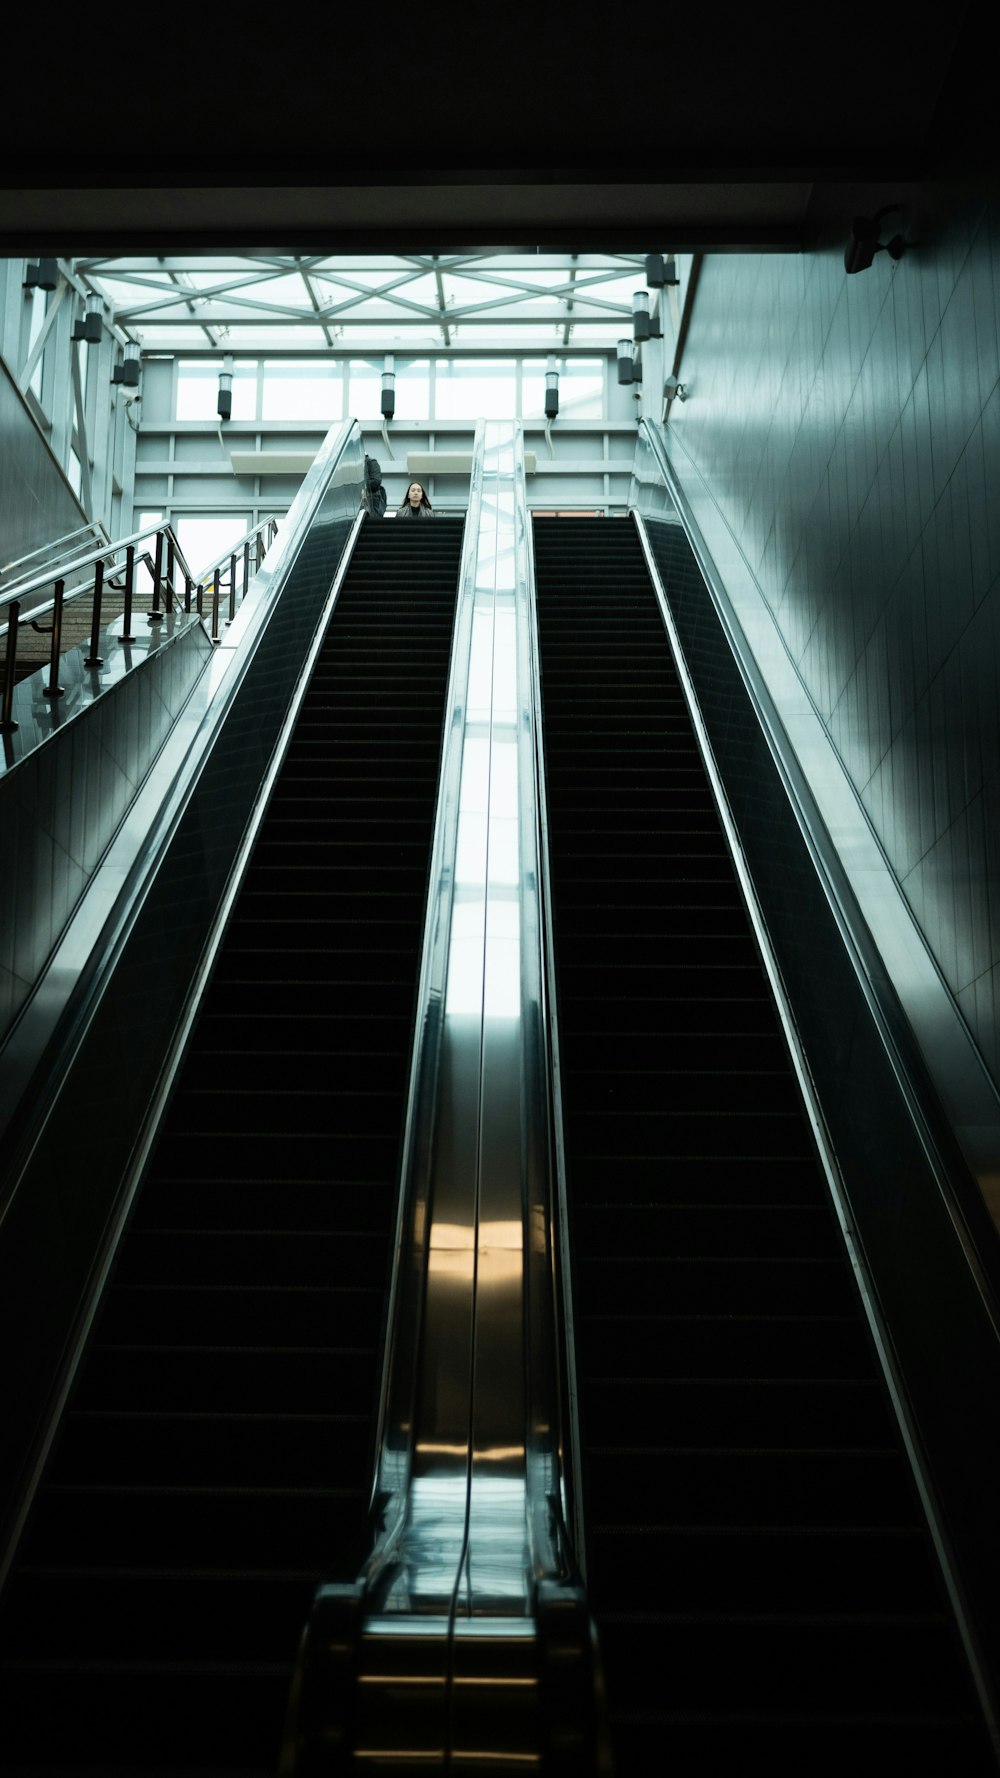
[1,0,992,253]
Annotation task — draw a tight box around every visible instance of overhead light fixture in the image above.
[544,354,559,420]
[844,205,906,274]
[632,291,662,342]
[381,354,396,420]
[23,257,59,292]
[112,341,141,388]
[217,353,234,421]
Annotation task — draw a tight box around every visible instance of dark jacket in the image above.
[396,501,435,518]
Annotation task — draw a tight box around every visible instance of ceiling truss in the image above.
[76,251,659,352]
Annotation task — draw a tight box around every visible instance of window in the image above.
[435,360,516,420]
[521,359,604,420]
[176,360,257,421]
[394,361,431,421]
[173,513,252,580]
[262,360,342,422]
[27,287,47,403]
[347,360,382,421]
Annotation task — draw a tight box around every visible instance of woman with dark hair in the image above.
[397,480,434,518]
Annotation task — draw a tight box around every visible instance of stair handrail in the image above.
[193,514,281,589]
[0,512,287,736]
[0,519,113,589]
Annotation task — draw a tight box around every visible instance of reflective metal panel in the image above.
[632,419,1000,1228]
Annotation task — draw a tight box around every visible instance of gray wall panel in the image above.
[0,623,212,1043]
[0,359,86,569]
[670,193,1000,1091]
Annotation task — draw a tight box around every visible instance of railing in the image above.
[0,520,113,591]
[0,515,281,735]
[193,514,280,632]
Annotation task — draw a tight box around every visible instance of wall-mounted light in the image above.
[664,374,688,404]
[23,258,59,292]
[844,205,906,274]
[617,338,635,386]
[544,354,559,420]
[72,295,104,345]
[112,341,141,388]
[632,290,662,342]
[217,353,234,421]
[644,253,680,289]
[381,354,396,420]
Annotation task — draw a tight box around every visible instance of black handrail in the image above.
[0,515,282,729]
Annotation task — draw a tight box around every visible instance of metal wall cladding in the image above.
[0,359,87,568]
[0,623,211,1039]
[670,193,1000,1091]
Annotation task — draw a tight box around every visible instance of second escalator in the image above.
[0,516,465,1775]
[531,514,994,1776]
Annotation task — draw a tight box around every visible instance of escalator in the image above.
[531,515,995,1774]
[0,516,464,1774]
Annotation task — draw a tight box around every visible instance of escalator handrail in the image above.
[515,432,589,1592]
[358,416,489,1575]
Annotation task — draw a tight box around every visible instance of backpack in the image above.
[364,454,387,518]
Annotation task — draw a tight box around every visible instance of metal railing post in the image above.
[122,545,136,642]
[149,531,164,624]
[165,534,175,614]
[1,600,20,732]
[85,560,104,668]
[227,554,237,626]
[185,575,193,614]
[42,580,65,699]
[211,567,221,643]
[243,539,250,603]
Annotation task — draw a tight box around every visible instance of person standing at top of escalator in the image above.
[397,480,435,518]
[361,454,387,517]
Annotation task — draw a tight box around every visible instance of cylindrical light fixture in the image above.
[544,353,559,420]
[633,290,652,341]
[645,253,666,288]
[72,295,103,344]
[112,341,141,388]
[217,353,234,421]
[617,339,634,386]
[37,258,59,291]
[24,258,59,291]
[381,354,396,420]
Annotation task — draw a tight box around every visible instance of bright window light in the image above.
[176,360,257,421]
[262,360,342,422]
